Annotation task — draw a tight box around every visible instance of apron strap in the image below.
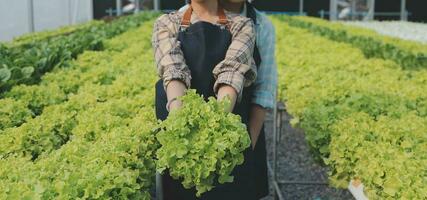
[181,5,193,27]
[217,7,228,26]
[181,4,229,29]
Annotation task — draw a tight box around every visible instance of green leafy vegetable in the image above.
[0,12,160,94]
[0,21,159,199]
[281,16,427,69]
[156,90,251,197]
[0,67,11,83]
[273,17,427,199]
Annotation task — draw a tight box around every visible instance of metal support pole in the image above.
[107,8,114,17]
[272,100,278,200]
[367,0,375,20]
[116,0,122,16]
[27,0,35,32]
[299,0,304,15]
[351,0,356,20]
[156,173,163,200]
[274,103,280,183]
[135,0,140,13]
[330,0,337,21]
[271,101,286,200]
[89,0,94,20]
[68,0,73,25]
[278,180,328,185]
[73,0,80,24]
[400,0,407,21]
[154,0,160,11]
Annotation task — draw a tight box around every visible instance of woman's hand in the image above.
[166,80,187,111]
[168,98,183,111]
[217,84,238,112]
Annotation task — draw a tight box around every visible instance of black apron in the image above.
[155,4,268,200]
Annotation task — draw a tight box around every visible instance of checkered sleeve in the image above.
[213,16,257,99]
[152,13,191,90]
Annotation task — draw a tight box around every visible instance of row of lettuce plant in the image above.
[9,21,104,47]
[0,24,159,199]
[0,23,156,160]
[281,16,427,70]
[0,17,158,131]
[273,17,427,199]
[0,12,159,94]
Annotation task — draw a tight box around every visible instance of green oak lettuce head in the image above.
[156,90,251,197]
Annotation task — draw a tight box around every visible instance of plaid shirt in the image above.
[152,10,257,98]
[179,5,278,109]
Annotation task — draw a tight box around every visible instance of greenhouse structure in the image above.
[0,0,426,200]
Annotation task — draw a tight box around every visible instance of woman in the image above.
[152,0,258,199]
